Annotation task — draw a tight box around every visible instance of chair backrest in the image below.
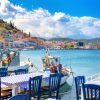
[29,75,42,100]
[9,94,29,100]
[15,69,27,75]
[49,73,62,99]
[75,76,85,100]
[0,68,7,72]
[82,84,100,100]
[0,71,8,77]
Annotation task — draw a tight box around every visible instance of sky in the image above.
[0,0,100,39]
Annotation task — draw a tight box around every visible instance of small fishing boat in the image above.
[0,50,30,72]
[40,49,71,86]
[28,49,71,86]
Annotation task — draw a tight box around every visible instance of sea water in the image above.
[20,50,100,100]
[20,49,100,76]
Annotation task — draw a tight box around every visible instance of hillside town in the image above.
[0,31,100,50]
[0,19,100,50]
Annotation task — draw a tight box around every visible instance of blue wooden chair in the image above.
[75,76,85,100]
[0,71,8,77]
[15,69,28,75]
[48,73,62,99]
[82,84,100,100]
[0,68,7,72]
[9,94,29,100]
[29,75,42,100]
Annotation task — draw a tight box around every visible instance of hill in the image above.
[48,38,75,42]
[76,38,100,44]
[48,38,100,44]
[0,19,24,34]
[0,19,45,45]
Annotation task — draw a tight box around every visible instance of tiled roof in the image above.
[0,36,4,41]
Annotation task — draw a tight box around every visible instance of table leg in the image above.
[12,84,21,96]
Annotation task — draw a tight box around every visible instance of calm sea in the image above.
[20,50,100,100]
[20,49,100,76]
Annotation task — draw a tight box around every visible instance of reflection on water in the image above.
[59,82,71,99]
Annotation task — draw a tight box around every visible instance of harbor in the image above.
[0,49,100,99]
[0,0,100,99]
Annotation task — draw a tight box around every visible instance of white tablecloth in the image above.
[45,98,56,100]
[1,72,50,96]
[1,72,49,86]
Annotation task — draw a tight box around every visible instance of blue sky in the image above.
[0,0,100,39]
[9,0,100,18]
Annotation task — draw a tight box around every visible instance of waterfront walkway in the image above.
[61,83,76,100]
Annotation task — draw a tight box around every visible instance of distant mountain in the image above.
[88,38,100,44]
[48,38,100,44]
[77,38,100,44]
[37,37,47,41]
[48,38,75,42]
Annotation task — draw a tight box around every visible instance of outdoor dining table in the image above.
[1,72,50,96]
[81,77,100,100]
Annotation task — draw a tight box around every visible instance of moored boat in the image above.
[39,48,71,86]
[0,50,30,72]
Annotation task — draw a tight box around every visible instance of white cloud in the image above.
[0,0,25,17]
[0,0,100,39]
[94,20,100,27]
